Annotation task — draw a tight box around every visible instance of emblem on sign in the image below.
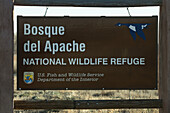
[116,23,150,40]
[23,72,34,84]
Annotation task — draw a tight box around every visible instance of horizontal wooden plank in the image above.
[14,0,162,7]
[75,99,163,109]
[14,99,162,109]
[14,100,74,109]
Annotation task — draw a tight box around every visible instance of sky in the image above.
[13,6,160,33]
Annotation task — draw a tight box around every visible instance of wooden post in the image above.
[159,0,170,113]
[0,0,13,113]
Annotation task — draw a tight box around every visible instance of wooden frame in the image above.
[14,100,162,109]
[1,0,170,112]
[14,0,162,7]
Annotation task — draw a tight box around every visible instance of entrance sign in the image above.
[17,16,157,90]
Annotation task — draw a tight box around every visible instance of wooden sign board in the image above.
[17,16,157,90]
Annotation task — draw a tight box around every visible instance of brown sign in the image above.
[17,16,158,90]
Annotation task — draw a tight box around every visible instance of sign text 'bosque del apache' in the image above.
[17,16,157,90]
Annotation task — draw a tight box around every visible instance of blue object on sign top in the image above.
[116,23,150,40]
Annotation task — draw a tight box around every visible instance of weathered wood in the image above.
[75,100,162,109]
[14,100,74,109]
[159,0,170,113]
[14,99,162,109]
[0,0,13,113]
[14,0,162,7]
